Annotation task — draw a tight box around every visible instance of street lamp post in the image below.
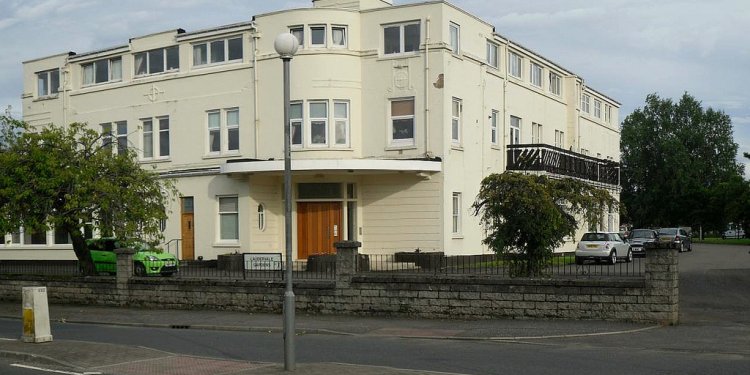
[274,33,298,372]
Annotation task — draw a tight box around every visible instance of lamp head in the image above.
[274,33,299,58]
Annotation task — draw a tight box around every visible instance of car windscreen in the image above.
[658,228,677,235]
[631,229,654,238]
[581,233,608,241]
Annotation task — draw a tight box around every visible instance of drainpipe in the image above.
[252,29,260,158]
[424,16,431,157]
[502,39,509,171]
[62,64,69,127]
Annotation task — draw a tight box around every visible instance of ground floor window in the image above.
[218,196,239,241]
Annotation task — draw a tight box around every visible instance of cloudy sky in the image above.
[1,0,748,168]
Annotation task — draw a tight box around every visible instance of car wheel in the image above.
[626,249,633,263]
[609,251,617,265]
[679,243,685,253]
[134,262,146,277]
[575,256,584,265]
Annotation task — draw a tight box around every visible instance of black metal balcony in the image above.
[506,144,619,186]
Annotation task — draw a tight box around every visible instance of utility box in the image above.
[21,286,53,343]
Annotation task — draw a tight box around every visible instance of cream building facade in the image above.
[6,0,620,261]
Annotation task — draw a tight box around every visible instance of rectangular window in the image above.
[290,102,303,146]
[605,104,612,124]
[391,98,415,146]
[290,26,304,48]
[143,116,170,159]
[142,119,153,158]
[159,117,170,156]
[193,36,242,66]
[549,72,562,96]
[82,57,122,85]
[555,130,565,148]
[594,99,602,118]
[508,52,522,78]
[449,22,460,54]
[101,123,113,150]
[490,109,499,145]
[135,46,179,76]
[332,26,347,47]
[309,101,328,146]
[207,109,239,154]
[218,196,239,241]
[310,25,326,47]
[510,115,521,145]
[334,101,349,146]
[530,62,542,87]
[532,122,542,144]
[383,22,420,55]
[486,41,498,69]
[452,192,462,235]
[54,226,70,245]
[24,229,47,245]
[581,94,591,113]
[116,121,127,155]
[451,97,461,145]
[37,69,60,97]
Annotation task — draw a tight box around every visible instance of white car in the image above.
[575,232,632,265]
[722,229,745,239]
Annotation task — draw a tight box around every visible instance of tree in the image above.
[620,93,743,230]
[472,172,617,277]
[0,119,176,274]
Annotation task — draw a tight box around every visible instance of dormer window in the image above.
[82,57,122,86]
[135,46,179,76]
[193,36,243,66]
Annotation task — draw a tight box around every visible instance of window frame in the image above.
[257,204,266,231]
[555,129,565,148]
[389,97,416,147]
[594,99,602,118]
[486,41,499,69]
[333,100,350,147]
[218,196,239,242]
[290,101,303,147]
[449,22,460,55]
[451,97,462,145]
[383,21,421,56]
[290,26,304,49]
[193,36,243,67]
[134,46,179,76]
[452,192,462,235]
[206,108,240,155]
[332,25,348,48]
[508,51,522,78]
[310,25,327,47]
[509,115,521,145]
[82,57,122,86]
[141,116,170,160]
[532,122,542,144]
[605,104,612,124]
[530,62,543,87]
[308,101,329,147]
[549,72,562,96]
[115,121,128,155]
[37,69,60,97]
[490,109,499,145]
[581,94,591,113]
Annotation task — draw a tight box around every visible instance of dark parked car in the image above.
[656,227,692,252]
[628,229,658,257]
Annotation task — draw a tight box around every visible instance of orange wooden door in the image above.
[296,202,342,259]
[181,197,195,261]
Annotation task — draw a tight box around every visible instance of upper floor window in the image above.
[289,99,350,148]
[449,22,460,54]
[37,69,60,97]
[390,98,415,146]
[532,122,543,143]
[555,130,565,148]
[83,57,122,86]
[508,52,522,78]
[135,46,179,76]
[510,115,521,145]
[383,22,420,55]
[594,99,602,118]
[490,109,499,145]
[530,62,542,87]
[290,26,304,48]
[605,104,612,124]
[101,121,128,155]
[142,116,170,159]
[451,97,462,145]
[549,72,562,96]
[486,41,499,69]
[193,36,242,66]
[581,94,591,113]
[332,26,347,47]
[290,102,303,146]
[310,25,326,47]
[207,108,240,155]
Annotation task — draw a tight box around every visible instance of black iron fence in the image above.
[364,252,644,278]
[506,143,620,186]
[0,260,81,276]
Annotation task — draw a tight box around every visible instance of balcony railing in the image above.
[506,144,619,186]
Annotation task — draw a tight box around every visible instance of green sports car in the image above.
[86,238,179,276]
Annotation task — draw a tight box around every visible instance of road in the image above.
[0,243,747,374]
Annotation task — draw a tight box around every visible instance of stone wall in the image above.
[0,247,678,324]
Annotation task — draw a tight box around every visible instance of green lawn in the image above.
[692,237,750,246]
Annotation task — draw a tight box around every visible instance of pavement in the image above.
[0,302,657,374]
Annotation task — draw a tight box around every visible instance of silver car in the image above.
[575,232,632,265]
[628,229,658,257]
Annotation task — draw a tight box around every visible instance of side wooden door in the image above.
[181,197,195,261]
[296,202,342,259]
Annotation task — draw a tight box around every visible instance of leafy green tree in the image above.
[620,93,742,230]
[472,172,617,277]
[0,118,176,274]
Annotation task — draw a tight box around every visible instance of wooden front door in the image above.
[297,202,342,259]
[181,197,195,261]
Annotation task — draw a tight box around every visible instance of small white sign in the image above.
[243,253,282,271]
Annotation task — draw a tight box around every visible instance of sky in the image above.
[1,0,749,169]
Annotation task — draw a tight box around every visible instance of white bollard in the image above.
[21,286,53,343]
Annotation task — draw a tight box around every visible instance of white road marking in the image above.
[10,363,101,375]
